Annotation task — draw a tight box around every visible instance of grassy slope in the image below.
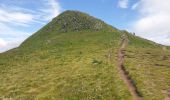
[0,10,170,99]
[0,30,133,99]
[124,33,170,100]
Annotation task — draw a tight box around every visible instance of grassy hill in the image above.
[0,10,170,100]
[125,34,170,100]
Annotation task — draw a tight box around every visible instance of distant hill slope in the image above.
[0,10,170,100]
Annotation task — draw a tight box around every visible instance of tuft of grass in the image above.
[92,59,103,65]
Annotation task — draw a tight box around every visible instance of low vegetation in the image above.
[0,10,170,99]
[0,30,132,99]
[124,46,170,100]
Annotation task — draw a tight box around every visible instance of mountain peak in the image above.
[45,10,110,32]
[20,10,114,47]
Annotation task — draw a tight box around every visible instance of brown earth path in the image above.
[165,92,170,100]
[118,36,143,100]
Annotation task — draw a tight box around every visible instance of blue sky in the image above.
[0,0,170,52]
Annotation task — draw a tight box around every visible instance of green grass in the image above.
[124,45,170,100]
[0,30,132,99]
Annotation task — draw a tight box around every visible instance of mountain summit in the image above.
[21,10,113,48]
[34,10,113,35]
[48,10,111,32]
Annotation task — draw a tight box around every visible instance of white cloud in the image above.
[0,23,31,52]
[0,37,27,53]
[40,0,61,20]
[0,0,62,53]
[131,2,139,10]
[0,23,30,37]
[118,0,129,9]
[0,0,61,26]
[130,0,170,45]
[0,6,35,26]
[0,38,7,47]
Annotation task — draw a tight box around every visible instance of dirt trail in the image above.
[118,36,143,100]
[165,94,170,100]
